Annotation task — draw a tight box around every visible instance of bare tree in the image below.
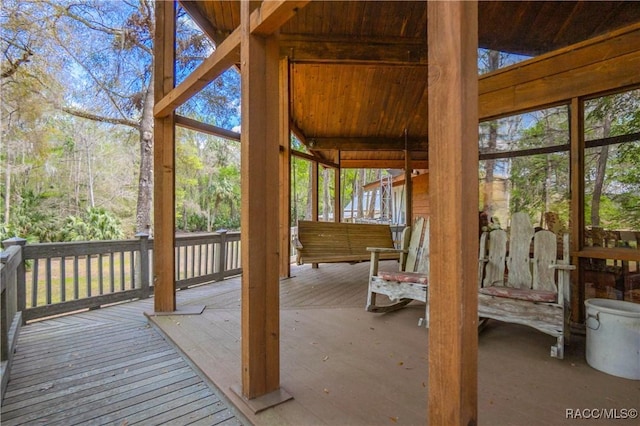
[3,1,220,234]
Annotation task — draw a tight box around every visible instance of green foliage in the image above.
[1,190,62,243]
[174,128,241,232]
[2,0,242,239]
[493,107,572,226]
[62,207,124,241]
[184,212,208,232]
[583,90,640,229]
[509,152,570,222]
[497,90,640,232]
[291,156,312,223]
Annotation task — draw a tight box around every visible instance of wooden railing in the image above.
[0,231,241,323]
[1,244,23,400]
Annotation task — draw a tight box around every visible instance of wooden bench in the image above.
[478,212,575,358]
[294,221,399,265]
[583,227,640,302]
[366,217,429,326]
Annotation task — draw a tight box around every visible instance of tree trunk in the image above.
[306,161,313,219]
[483,122,497,211]
[4,146,10,224]
[591,116,612,228]
[73,147,81,209]
[544,155,552,215]
[368,170,380,218]
[137,78,154,234]
[84,135,95,208]
[323,168,330,221]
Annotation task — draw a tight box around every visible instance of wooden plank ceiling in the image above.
[180,0,640,168]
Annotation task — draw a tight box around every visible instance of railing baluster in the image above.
[183,246,188,280]
[189,245,196,278]
[232,241,237,270]
[205,243,210,275]
[61,256,66,302]
[176,246,181,280]
[98,254,104,295]
[234,240,239,269]
[74,256,79,300]
[46,257,52,305]
[120,251,125,291]
[217,231,227,281]
[129,251,135,289]
[86,254,92,297]
[31,259,39,308]
[110,252,115,293]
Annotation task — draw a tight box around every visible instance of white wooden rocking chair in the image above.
[366,217,429,326]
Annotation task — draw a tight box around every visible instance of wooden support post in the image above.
[2,237,26,318]
[311,162,319,221]
[570,97,586,324]
[136,233,150,298]
[427,2,479,425]
[311,161,319,268]
[239,0,283,404]
[153,0,176,312]
[279,58,292,278]
[216,229,228,282]
[404,149,413,225]
[334,153,341,223]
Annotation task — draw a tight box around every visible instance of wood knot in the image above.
[428,65,442,86]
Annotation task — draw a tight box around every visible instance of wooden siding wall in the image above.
[411,173,429,223]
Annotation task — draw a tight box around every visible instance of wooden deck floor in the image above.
[0,286,245,426]
[2,262,638,425]
[148,261,640,426]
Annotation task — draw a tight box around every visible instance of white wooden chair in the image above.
[366,217,429,326]
[478,212,575,358]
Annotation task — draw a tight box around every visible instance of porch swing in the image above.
[292,158,398,266]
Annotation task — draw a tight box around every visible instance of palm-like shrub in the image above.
[62,207,124,241]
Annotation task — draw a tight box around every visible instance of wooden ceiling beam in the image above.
[279,35,426,65]
[154,27,241,118]
[290,149,339,169]
[175,115,240,142]
[307,137,427,151]
[178,0,226,45]
[339,159,429,169]
[250,1,310,36]
[290,122,307,144]
[156,1,309,118]
[479,22,640,120]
